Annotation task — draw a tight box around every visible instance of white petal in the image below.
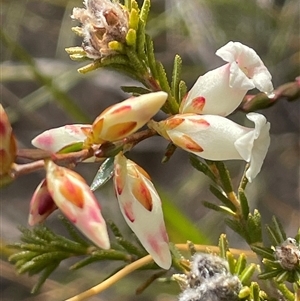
[180,64,247,116]
[216,41,273,93]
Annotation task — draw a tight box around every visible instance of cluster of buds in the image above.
[175,253,242,301]
[72,0,129,59]
[30,91,172,268]
[149,41,273,182]
[0,105,17,183]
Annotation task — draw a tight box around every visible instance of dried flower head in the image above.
[274,238,300,271]
[188,253,229,288]
[177,253,242,301]
[72,0,129,59]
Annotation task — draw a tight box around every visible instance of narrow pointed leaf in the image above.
[209,185,236,211]
[238,188,250,220]
[189,155,217,182]
[171,55,182,101]
[90,157,114,191]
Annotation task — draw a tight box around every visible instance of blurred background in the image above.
[1,0,299,300]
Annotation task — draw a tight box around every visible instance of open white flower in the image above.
[149,112,270,182]
[180,41,273,116]
[113,152,171,269]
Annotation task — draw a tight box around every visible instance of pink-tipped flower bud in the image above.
[45,160,110,249]
[0,105,17,176]
[87,91,168,145]
[28,179,58,226]
[32,124,91,153]
[113,152,171,269]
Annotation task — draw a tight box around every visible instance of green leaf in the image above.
[275,283,295,301]
[57,142,84,154]
[213,161,233,194]
[156,61,179,114]
[250,245,274,260]
[218,234,229,259]
[145,34,159,80]
[160,191,210,244]
[179,80,187,104]
[161,142,177,163]
[250,282,260,301]
[58,215,90,246]
[238,188,250,220]
[234,253,247,275]
[121,86,152,95]
[129,8,139,30]
[136,22,146,62]
[271,216,286,243]
[209,185,236,212]
[225,218,250,243]
[125,46,147,75]
[171,55,182,102]
[246,210,262,244]
[203,201,235,216]
[140,0,150,23]
[90,157,114,191]
[239,263,256,285]
[189,155,217,182]
[31,263,59,294]
[116,237,146,257]
[125,28,137,48]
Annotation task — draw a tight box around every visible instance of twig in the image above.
[65,244,256,301]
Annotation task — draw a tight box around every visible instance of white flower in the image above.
[149,112,270,182]
[113,152,171,269]
[180,41,273,116]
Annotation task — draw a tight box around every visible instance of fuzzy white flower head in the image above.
[150,112,270,182]
[180,41,273,116]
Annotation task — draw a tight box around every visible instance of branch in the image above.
[239,77,300,112]
[65,244,256,301]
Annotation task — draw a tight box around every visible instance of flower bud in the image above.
[0,105,17,175]
[180,41,273,116]
[87,91,168,145]
[113,152,171,269]
[28,179,57,226]
[45,160,110,249]
[150,112,270,182]
[32,124,91,153]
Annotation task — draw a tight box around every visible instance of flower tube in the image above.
[149,113,270,182]
[113,152,171,269]
[179,41,273,116]
[86,91,168,145]
[45,160,110,249]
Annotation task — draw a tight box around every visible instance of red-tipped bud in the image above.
[0,105,17,175]
[28,179,57,226]
[87,92,168,145]
[45,160,110,249]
